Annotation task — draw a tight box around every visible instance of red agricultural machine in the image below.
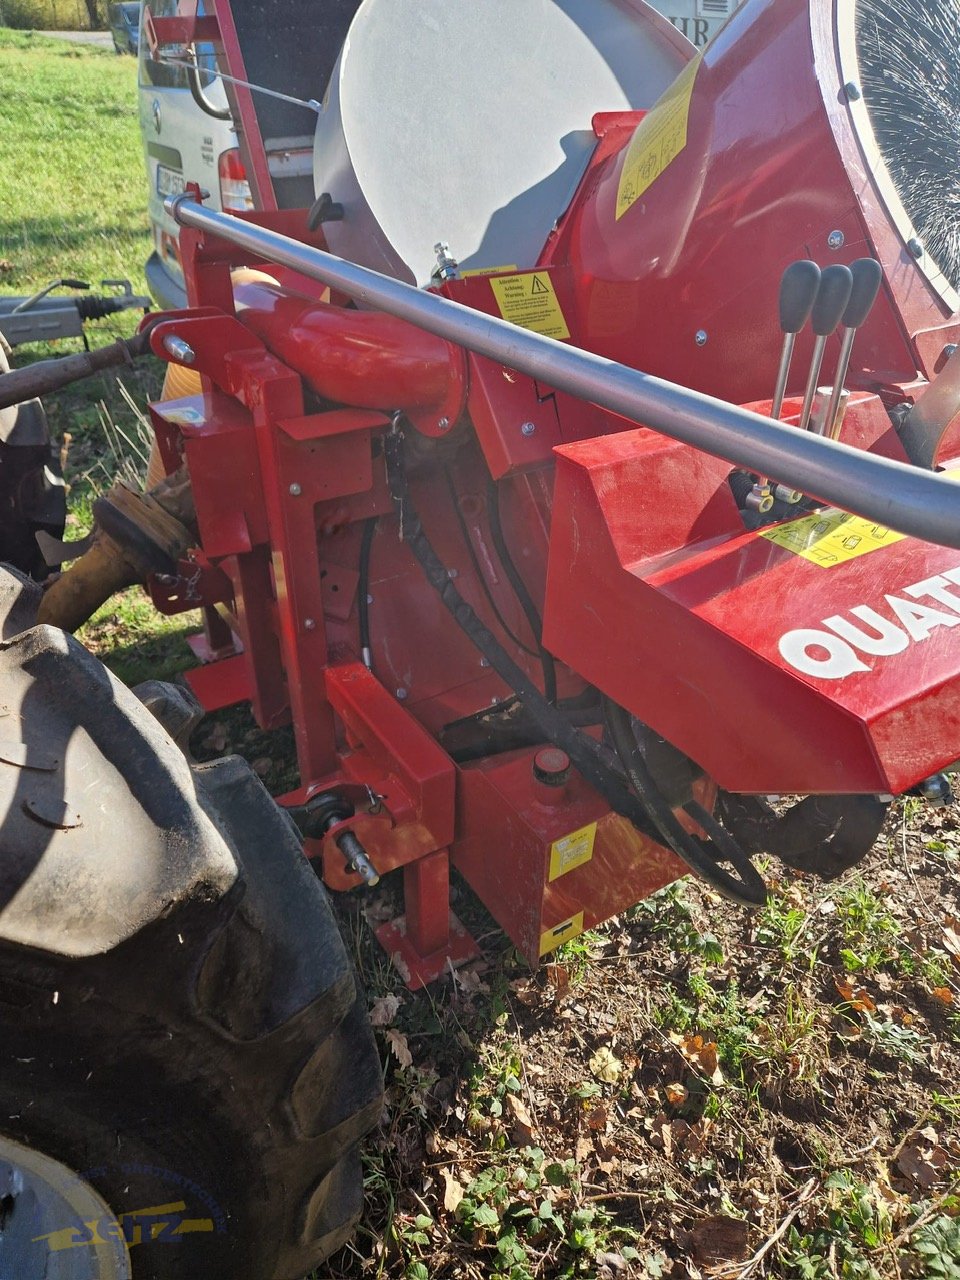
[2,0,960,1275]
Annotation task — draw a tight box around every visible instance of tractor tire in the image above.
[0,337,66,579]
[0,565,383,1280]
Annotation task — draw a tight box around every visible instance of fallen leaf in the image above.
[596,1252,631,1273]
[505,1093,536,1145]
[834,976,877,1013]
[689,1215,750,1264]
[587,1104,609,1132]
[932,986,955,1006]
[897,1128,948,1191]
[943,921,960,966]
[589,1046,623,1083]
[441,1168,464,1214]
[545,963,571,999]
[665,1082,689,1107]
[369,994,402,1027]
[385,1028,413,1068]
[575,1135,594,1164]
[671,1033,724,1086]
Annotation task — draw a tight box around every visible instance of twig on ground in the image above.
[715,1177,818,1279]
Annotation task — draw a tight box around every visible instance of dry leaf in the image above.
[505,1093,536,1145]
[834,977,877,1013]
[689,1215,750,1263]
[897,1128,948,1191]
[589,1046,623,1083]
[665,1082,689,1106]
[671,1032,724,1085]
[385,1028,413,1068]
[545,963,571,999]
[943,921,960,965]
[441,1168,464,1214]
[369,994,402,1027]
[587,1104,609,1132]
[932,986,955,1005]
[575,1135,594,1164]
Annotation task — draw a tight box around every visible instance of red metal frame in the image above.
[141,0,960,985]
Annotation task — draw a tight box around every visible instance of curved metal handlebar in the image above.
[166,194,960,551]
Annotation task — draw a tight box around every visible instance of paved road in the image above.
[41,30,113,48]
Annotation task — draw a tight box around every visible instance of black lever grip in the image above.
[842,257,883,328]
[811,264,854,336]
[778,259,821,334]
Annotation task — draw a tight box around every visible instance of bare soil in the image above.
[191,710,960,1280]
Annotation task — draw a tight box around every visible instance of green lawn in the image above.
[0,27,195,680]
[0,28,149,291]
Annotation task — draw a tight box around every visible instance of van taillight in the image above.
[218,148,253,212]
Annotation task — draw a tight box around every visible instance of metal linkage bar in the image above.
[166,195,960,551]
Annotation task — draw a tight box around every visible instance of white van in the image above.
[138,0,741,309]
[138,2,240,308]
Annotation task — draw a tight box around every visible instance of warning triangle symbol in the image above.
[530,274,549,295]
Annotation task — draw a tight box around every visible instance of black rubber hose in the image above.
[486,476,557,704]
[358,516,377,669]
[384,428,767,906]
[441,466,539,658]
[605,700,768,907]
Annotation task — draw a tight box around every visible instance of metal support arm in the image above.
[166,195,960,551]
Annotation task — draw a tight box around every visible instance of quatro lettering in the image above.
[778,569,960,679]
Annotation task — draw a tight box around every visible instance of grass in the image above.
[1,0,99,30]
[0,29,148,292]
[0,26,188,680]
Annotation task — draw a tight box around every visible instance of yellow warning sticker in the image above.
[616,56,701,220]
[759,510,906,568]
[539,911,585,958]
[549,822,597,882]
[461,264,518,278]
[490,271,570,340]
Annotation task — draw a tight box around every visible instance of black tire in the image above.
[0,338,65,579]
[0,567,383,1279]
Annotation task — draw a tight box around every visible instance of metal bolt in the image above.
[908,237,924,259]
[843,81,861,101]
[695,330,708,347]
[437,417,450,432]
[447,568,459,580]
[162,334,195,364]
[480,657,490,668]
[521,421,536,437]
[945,345,959,360]
[366,594,374,605]
[396,687,408,700]
[289,482,302,496]
[304,618,316,631]
[827,230,845,250]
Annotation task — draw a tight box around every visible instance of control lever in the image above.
[823,258,883,439]
[798,264,854,433]
[750,259,821,511]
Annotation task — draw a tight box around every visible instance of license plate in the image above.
[156,164,186,198]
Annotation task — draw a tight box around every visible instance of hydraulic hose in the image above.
[486,477,557,704]
[384,426,767,906]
